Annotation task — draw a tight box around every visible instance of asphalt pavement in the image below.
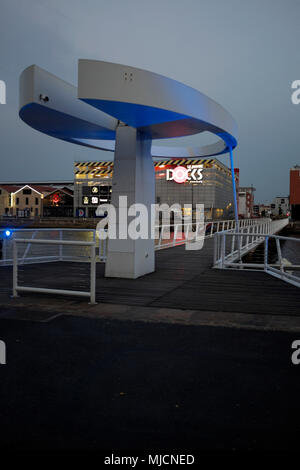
[0,314,299,450]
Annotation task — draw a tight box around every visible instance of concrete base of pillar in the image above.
[105,125,155,279]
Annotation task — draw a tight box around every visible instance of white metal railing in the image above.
[12,238,97,303]
[0,228,106,266]
[212,219,299,288]
[213,218,289,268]
[263,235,300,288]
[155,218,269,250]
[1,218,271,266]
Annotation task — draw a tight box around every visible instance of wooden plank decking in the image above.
[1,238,298,317]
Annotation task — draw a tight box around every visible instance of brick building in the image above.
[290,165,300,220]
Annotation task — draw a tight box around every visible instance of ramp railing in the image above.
[155,218,270,250]
[213,219,299,288]
[213,218,289,268]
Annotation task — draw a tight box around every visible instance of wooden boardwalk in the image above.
[93,239,300,316]
[1,237,299,318]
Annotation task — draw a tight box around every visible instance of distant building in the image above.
[42,188,74,217]
[74,159,236,220]
[0,184,52,217]
[258,204,271,217]
[254,203,277,218]
[253,204,260,217]
[238,186,255,218]
[0,184,73,217]
[290,165,300,220]
[0,185,21,217]
[270,197,289,217]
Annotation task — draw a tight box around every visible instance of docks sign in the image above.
[166,165,203,184]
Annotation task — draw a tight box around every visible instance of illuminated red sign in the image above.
[166,165,204,184]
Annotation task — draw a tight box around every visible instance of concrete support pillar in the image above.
[105,125,155,279]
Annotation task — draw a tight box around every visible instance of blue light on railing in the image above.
[4,229,12,238]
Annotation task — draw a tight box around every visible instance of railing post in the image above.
[246,226,250,248]
[221,233,226,268]
[264,236,269,270]
[158,225,164,249]
[59,230,63,261]
[173,224,179,247]
[89,244,96,304]
[213,232,218,266]
[231,231,235,255]
[97,229,106,261]
[238,232,242,262]
[275,237,283,272]
[12,240,18,298]
[2,238,7,266]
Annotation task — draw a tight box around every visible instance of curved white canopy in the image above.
[19,61,237,159]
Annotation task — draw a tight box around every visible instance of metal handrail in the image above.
[154,218,271,250]
[213,220,299,288]
[12,238,97,303]
[1,219,271,265]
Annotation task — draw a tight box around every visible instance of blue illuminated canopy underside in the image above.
[19,103,115,140]
[81,99,191,129]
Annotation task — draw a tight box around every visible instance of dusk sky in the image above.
[0,0,299,202]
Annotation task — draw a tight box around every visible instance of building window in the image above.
[23,188,32,195]
[35,197,38,205]
[16,197,19,205]
[25,197,29,205]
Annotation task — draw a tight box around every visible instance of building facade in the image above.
[42,188,74,217]
[0,184,73,217]
[238,186,255,219]
[270,197,289,217]
[74,158,235,220]
[290,165,300,220]
[253,204,271,218]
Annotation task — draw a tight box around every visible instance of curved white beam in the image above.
[19,61,238,158]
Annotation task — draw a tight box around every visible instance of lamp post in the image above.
[229,146,239,230]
